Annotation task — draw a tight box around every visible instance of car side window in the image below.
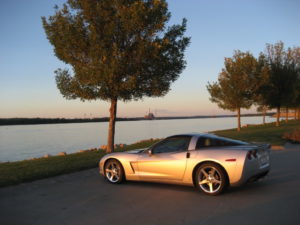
[196,137,240,149]
[196,137,214,148]
[152,136,191,154]
[196,137,239,149]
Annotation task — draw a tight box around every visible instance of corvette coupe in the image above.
[99,133,271,195]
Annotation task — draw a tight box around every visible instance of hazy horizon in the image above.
[1,112,272,119]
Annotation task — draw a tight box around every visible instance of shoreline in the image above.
[0,113,274,126]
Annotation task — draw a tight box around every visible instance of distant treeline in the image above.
[0,113,275,126]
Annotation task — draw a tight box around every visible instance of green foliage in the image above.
[259,42,299,109]
[252,54,270,107]
[290,46,300,108]
[207,51,257,111]
[0,150,105,187]
[42,0,190,102]
[256,105,269,113]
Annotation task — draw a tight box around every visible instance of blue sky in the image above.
[0,0,299,118]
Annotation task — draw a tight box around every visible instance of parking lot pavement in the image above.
[1,145,300,225]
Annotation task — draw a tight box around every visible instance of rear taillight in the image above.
[253,150,258,158]
[247,150,258,160]
[247,151,252,160]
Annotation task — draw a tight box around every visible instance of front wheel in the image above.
[194,163,228,196]
[104,159,125,184]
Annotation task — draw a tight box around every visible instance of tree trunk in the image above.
[106,98,117,153]
[276,106,280,127]
[263,107,266,125]
[294,108,297,120]
[237,107,241,132]
[285,107,288,123]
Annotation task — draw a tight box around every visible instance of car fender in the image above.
[182,150,243,185]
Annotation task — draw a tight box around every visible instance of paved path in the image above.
[1,145,300,225]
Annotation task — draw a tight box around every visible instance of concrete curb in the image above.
[271,145,284,150]
[271,143,300,151]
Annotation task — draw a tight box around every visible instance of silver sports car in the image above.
[99,133,271,195]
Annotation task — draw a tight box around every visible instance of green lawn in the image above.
[0,139,159,187]
[213,119,300,145]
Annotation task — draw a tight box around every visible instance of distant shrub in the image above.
[283,127,300,143]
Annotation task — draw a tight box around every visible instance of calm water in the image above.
[0,116,276,162]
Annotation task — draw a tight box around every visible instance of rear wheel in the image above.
[194,163,227,196]
[104,159,125,184]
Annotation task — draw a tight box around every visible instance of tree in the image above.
[207,51,257,131]
[42,0,190,152]
[256,105,269,125]
[252,54,270,125]
[259,42,299,126]
[290,46,300,120]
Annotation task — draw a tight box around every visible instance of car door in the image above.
[137,136,191,181]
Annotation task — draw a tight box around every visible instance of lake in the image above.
[0,116,276,162]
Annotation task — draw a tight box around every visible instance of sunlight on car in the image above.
[99,133,271,196]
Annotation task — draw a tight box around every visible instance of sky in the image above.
[0,0,299,118]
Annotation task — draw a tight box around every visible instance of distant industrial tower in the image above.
[144,108,155,120]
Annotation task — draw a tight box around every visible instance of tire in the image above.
[194,162,228,196]
[104,159,125,184]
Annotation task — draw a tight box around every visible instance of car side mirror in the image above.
[147,149,153,156]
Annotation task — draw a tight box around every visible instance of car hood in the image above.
[100,148,146,163]
[104,148,146,157]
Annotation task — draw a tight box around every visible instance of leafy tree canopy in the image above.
[207,51,257,111]
[260,42,299,109]
[252,54,270,106]
[42,0,190,103]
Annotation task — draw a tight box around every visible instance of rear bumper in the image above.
[246,170,269,183]
[231,161,271,187]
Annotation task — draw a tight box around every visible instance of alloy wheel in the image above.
[197,165,224,195]
[105,161,122,183]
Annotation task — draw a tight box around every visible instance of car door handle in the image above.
[186,152,190,158]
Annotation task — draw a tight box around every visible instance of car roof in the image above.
[168,133,216,138]
[168,133,248,144]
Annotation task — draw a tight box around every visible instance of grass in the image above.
[0,139,159,187]
[1,119,299,188]
[213,119,300,145]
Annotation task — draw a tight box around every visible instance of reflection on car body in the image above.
[99,133,271,195]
